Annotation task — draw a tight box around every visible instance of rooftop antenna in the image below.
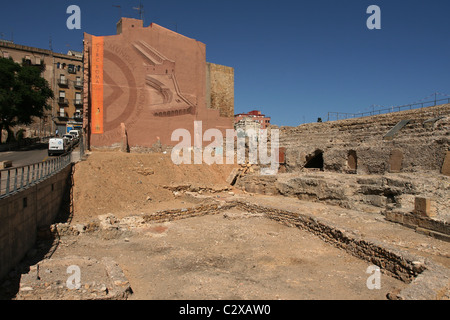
[113,5,122,19]
[49,36,53,51]
[133,1,145,23]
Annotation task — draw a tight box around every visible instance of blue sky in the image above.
[1,0,449,126]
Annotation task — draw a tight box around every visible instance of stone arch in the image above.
[305,149,324,170]
[347,150,357,173]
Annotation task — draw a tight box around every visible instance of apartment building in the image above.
[0,40,83,137]
[234,110,271,129]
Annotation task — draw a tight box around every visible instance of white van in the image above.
[48,138,69,156]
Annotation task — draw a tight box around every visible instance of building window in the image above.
[24,55,32,65]
[68,64,76,74]
[58,74,68,86]
[75,92,82,105]
[3,51,9,58]
[35,57,41,65]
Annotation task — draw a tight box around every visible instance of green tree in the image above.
[0,57,54,143]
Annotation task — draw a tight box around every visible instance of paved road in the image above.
[0,143,77,197]
[0,144,57,168]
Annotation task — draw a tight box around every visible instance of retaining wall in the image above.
[0,164,73,281]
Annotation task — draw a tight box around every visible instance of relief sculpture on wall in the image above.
[133,40,196,117]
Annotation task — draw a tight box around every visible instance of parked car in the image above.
[69,130,80,140]
[48,138,70,156]
[63,134,75,149]
[67,131,79,146]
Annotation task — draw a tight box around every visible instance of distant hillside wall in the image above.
[279,104,450,175]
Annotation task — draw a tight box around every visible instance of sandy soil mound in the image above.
[72,151,238,223]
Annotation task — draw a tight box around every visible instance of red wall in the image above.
[85,19,232,148]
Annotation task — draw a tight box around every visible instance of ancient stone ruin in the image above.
[237,103,450,234]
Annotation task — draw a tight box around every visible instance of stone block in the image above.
[279,147,286,164]
[120,123,129,153]
[441,151,450,176]
[389,149,403,173]
[413,197,434,217]
[226,168,240,185]
[1,160,12,169]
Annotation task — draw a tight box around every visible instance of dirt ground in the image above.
[71,151,238,223]
[28,209,406,300]
[3,151,441,300]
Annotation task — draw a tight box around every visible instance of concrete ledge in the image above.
[0,160,12,169]
[415,227,450,242]
[385,209,450,240]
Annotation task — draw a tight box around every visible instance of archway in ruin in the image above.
[347,150,357,172]
[304,150,324,170]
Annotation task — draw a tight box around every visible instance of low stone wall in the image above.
[142,203,236,223]
[233,201,424,283]
[0,164,73,281]
[385,210,450,242]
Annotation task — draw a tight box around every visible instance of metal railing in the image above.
[326,97,450,122]
[0,154,72,199]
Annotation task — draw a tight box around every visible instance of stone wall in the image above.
[279,104,450,175]
[206,62,235,118]
[0,165,73,281]
[236,171,450,221]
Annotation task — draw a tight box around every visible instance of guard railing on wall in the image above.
[326,97,450,122]
[0,154,72,199]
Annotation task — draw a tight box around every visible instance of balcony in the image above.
[74,81,83,90]
[57,79,69,87]
[74,99,83,107]
[73,115,83,123]
[57,97,69,106]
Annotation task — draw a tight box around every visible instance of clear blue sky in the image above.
[1,0,449,126]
